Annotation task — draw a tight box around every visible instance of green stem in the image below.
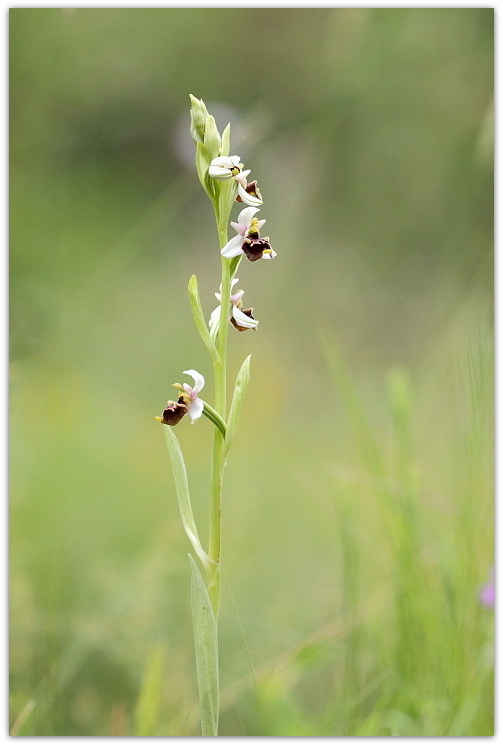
[207,213,232,619]
[202,400,227,438]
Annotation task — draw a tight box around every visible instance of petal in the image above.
[230,278,239,289]
[230,221,247,236]
[183,369,205,396]
[236,169,251,182]
[209,305,220,328]
[237,206,260,227]
[210,156,236,169]
[229,155,241,167]
[257,219,266,230]
[208,165,232,180]
[232,306,258,329]
[230,289,245,305]
[237,184,263,206]
[188,396,204,423]
[221,234,244,258]
[209,321,219,342]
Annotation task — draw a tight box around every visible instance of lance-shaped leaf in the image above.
[218,177,237,225]
[195,141,215,201]
[162,425,213,572]
[224,355,251,459]
[188,275,220,364]
[189,554,219,737]
[220,123,231,157]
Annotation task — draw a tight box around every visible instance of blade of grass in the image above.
[10,700,36,736]
[133,644,165,736]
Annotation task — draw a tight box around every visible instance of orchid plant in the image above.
[157,96,276,736]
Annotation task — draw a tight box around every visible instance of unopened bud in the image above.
[189,94,209,144]
[203,115,222,161]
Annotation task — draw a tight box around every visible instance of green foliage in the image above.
[224,355,251,459]
[187,274,220,365]
[162,425,212,572]
[189,555,219,737]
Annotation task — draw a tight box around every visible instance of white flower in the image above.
[208,156,262,207]
[208,155,247,180]
[209,279,258,335]
[173,369,205,423]
[220,207,276,262]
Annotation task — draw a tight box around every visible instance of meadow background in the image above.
[9,8,494,737]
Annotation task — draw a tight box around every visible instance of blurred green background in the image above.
[9,8,493,736]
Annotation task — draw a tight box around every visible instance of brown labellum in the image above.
[160,398,189,425]
[242,234,273,262]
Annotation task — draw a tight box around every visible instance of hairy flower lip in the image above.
[242,236,274,262]
[157,398,189,426]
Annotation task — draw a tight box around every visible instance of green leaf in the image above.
[162,425,212,572]
[229,254,242,278]
[224,355,251,459]
[189,554,219,737]
[188,275,220,364]
[195,142,214,201]
[220,123,231,157]
[218,178,238,225]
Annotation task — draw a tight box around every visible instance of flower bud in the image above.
[189,94,209,144]
[203,115,222,162]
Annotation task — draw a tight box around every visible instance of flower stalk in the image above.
[157,95,276,735]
